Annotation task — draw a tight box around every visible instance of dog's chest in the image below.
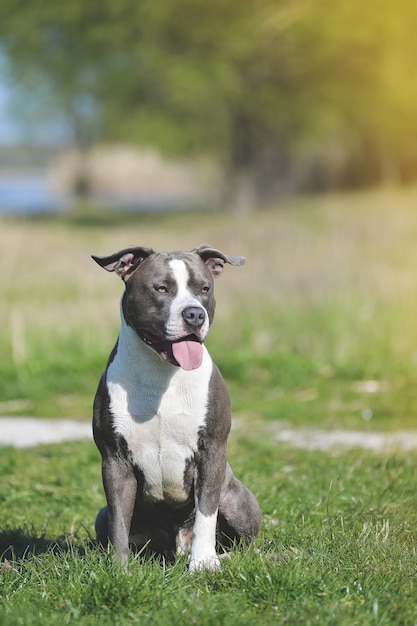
[106,347,212,504]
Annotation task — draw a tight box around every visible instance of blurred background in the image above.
[1,0,417,432]
[0,0,416,214]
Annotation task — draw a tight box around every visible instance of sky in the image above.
[0,50,70,147]
[0,82,21,144]
[0,80,72,146]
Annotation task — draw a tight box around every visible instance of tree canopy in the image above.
[1,0,416,200]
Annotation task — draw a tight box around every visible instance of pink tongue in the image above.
[172,341,203,370]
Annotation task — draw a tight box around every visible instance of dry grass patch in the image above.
[1,187,417,425]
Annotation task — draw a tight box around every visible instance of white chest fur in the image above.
[106,320,213,504]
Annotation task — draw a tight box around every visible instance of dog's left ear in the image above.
[192,243,246,278]
[92,246,154,280]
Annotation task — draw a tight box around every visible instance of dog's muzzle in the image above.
[138,331,204,370]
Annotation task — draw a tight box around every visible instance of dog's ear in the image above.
[92,246,154,280]
[192,243,246,278]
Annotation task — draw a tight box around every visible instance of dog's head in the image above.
[92,244,245,370]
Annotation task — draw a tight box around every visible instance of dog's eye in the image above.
[155,285,169,294]
[201,285,210,294]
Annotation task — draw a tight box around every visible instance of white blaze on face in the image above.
[165,259,210,341]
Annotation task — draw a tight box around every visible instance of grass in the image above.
[1,187,417,429]
[1,439,416,625]
[1,187,417,623]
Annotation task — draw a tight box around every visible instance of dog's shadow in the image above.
[0,528,171,567]
[0,527,95,563]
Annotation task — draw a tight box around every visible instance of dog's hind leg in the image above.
[95,505,109,547]
[217,464,261,547]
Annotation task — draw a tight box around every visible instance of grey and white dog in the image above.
[92,244,261,571]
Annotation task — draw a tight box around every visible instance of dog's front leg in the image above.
[102,457,137,565]
[189,446,227,572]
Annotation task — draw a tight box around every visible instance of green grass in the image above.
[2,188,417,429]
[214,294,417,430]
[1,188,417,623]
[1,438,416,625]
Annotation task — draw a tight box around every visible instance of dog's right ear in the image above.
[92,246,154,280]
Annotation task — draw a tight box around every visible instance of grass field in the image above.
[1,188,417,624]
[1,440,416,625]
[2,187,417,430]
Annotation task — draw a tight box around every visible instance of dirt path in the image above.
[1,417,417,451]
[0,418,92,448]
[268,424,417,451]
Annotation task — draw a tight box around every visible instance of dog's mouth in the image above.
[138,331,204,371]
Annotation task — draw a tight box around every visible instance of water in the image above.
[0,171,210,215]
[0,171,68,214]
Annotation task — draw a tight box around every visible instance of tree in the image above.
[1,0,416,204]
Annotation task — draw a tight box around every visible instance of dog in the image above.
[92,243,261,571]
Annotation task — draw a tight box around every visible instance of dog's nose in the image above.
[182,306,206,329]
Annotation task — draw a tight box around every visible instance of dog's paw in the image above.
[188,552,220,573]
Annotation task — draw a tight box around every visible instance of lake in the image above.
[0,171,68,214]
[0,171,208,215]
